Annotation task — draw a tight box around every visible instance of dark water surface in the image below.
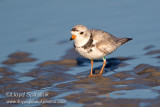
[0,0,160,107]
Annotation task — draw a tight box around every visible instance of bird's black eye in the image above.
[80,32,84,34]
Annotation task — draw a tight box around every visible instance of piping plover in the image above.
[70,25,132,77]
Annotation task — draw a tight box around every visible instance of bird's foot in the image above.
[89,74,97,77]
[96,73,102,76]
[89,73,102,77]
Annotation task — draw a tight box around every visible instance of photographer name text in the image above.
[6,92,49,98]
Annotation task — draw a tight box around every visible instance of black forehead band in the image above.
[71,28,79,31]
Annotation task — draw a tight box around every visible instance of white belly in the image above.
[75,47,106,59]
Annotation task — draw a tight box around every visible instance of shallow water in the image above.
[99,88,159,99]
[1,0,160,65]
[1,0,160,107]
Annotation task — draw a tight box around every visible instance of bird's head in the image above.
[70,25,90,42]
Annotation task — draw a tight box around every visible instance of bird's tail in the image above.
[119,38,133,45]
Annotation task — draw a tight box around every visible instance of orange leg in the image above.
[97,58,106,76]
[106,93,109,98]
[89,58,107,77]
[89,59,95,77]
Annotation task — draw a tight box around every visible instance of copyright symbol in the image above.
[6,92,12,97]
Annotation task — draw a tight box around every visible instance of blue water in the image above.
[99,86,160,99]
[1,0,160,67]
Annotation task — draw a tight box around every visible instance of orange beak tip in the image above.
[70,35,76,41]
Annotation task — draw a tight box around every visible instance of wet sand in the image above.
[0,45,160,107]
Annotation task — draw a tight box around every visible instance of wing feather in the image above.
[90,29,118,54]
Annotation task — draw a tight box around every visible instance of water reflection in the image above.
[75,56,134,75]
[100,88,159,99]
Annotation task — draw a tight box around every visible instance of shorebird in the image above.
[70,25,132,77]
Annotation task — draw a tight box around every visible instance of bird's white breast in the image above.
[75,46,106,60]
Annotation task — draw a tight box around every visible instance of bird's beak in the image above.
[70,35,76,41]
